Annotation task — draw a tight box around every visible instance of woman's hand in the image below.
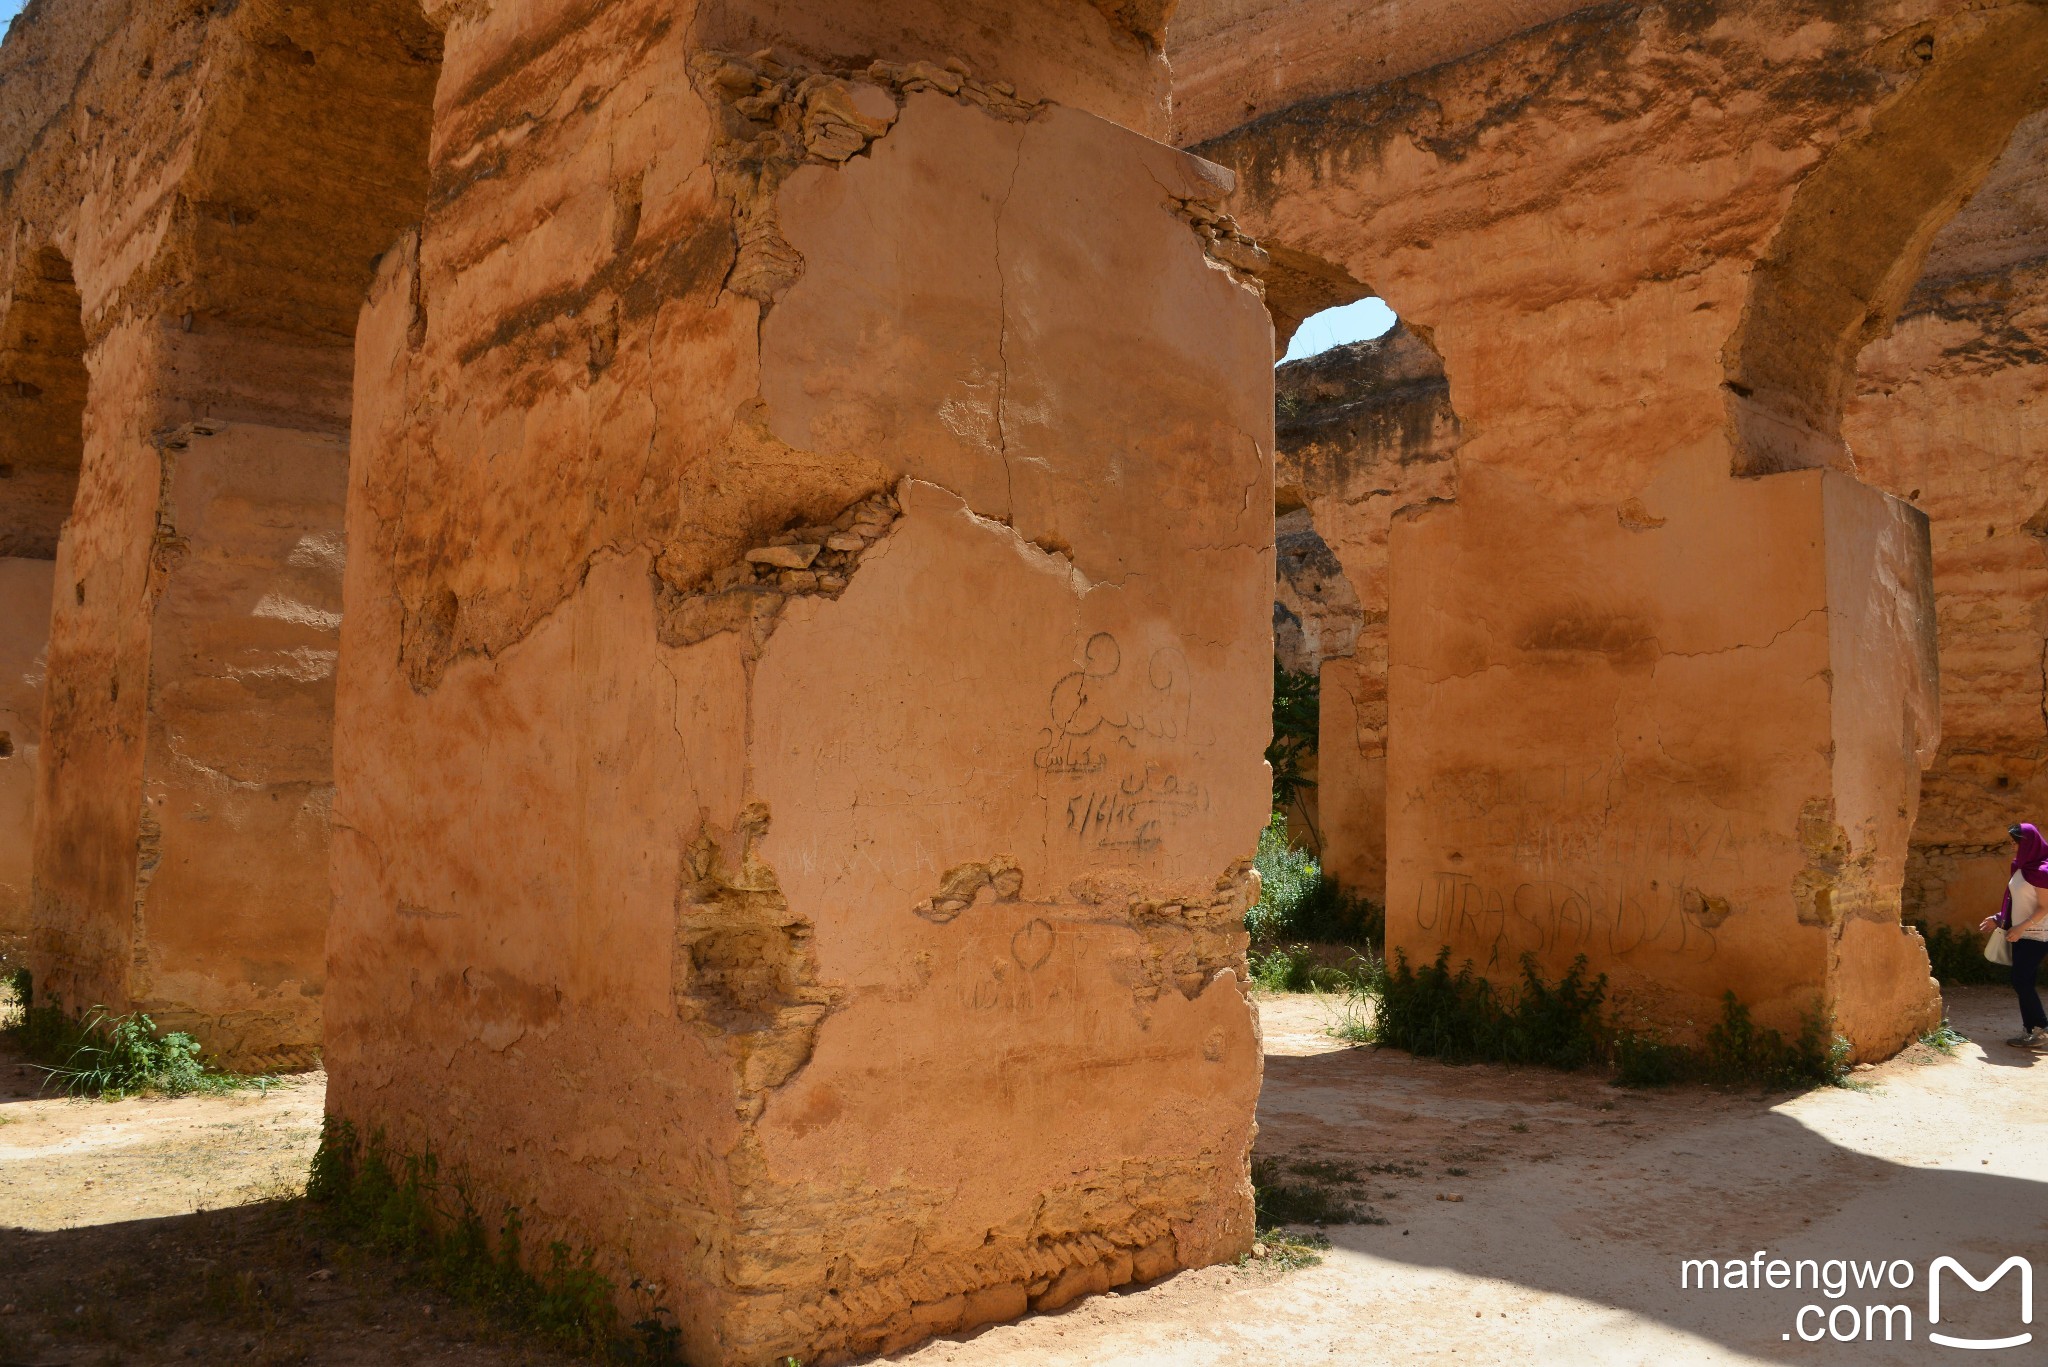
[2010,926,2029,943]
[1981,915,2002,932]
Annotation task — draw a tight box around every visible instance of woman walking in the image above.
[1981,822,2048,1049]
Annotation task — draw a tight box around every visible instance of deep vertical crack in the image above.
[992,129,1028,522]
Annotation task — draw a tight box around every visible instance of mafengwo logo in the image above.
[1680,1252,2032,1349]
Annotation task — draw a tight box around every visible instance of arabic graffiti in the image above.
[1034,632,1204,858]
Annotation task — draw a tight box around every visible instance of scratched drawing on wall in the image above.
[1412,764,1747,965]
[1034,632,1204,857]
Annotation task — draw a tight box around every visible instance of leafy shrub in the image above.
[1365,948,1608,1069]
[3,970,268,1099]
[1267,662,1320,815]
[1247,815,1384,948]
[1351,950,1850,1089]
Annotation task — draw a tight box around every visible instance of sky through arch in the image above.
[1280,296,1398,364]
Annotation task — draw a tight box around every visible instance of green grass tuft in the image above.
[1918,1019,1969,1054]
[309,1118,680,1364]
[3,968,274,1099]
[1338,950,1852,1090]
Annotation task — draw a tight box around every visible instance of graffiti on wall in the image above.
[1407,763,1746,964]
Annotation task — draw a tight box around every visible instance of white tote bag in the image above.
[1986,929,2013,966]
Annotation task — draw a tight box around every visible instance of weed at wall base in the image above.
[1349,949,1853,1090]
[2,967,275,1099]
[308,1118,679,1365]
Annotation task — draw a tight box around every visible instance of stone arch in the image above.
[1725,5,2048,476]
[1250,243,1461,906]
[22,0,443,1065]
[1273,323,1460,903]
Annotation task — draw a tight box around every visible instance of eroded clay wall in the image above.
[1184,0,2048,1055]
[327,6,1270,1362]
[5,0,436,1060]
[1846,109,2048,934]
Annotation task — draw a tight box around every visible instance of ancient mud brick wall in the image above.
[1271,326,1457,901]
[0,0,437,1065]
[1846,108,2048,934]
[326,4,1270,1362]
[1183,0,2048,1058]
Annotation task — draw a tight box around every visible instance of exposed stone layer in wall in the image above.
[326,11,1271,1363]
[1166,0,1591,145]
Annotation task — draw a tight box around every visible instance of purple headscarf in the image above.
[2000,822,2048,925]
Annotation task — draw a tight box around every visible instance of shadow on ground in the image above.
[1256,984,2045,1362]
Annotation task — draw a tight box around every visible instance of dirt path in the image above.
[3,988,2044,1364]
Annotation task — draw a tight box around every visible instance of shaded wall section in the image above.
[0,557,53,955]
[0,245,87,558]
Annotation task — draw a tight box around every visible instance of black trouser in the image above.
[2014,937,2048,1033]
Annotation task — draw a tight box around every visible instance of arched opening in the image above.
[0,244,87,559]
[0,242,85,959]
[1725,7,2048,475]
[1255,272,1462,956]
[1278,294,1397,364]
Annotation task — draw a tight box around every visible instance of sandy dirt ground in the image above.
[0,1036,581,1366]
[2,987,2043,1365]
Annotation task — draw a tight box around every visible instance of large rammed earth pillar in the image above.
[29,318,344,1070]
[1388,463,1942,1060]
[325,4,1270,1363]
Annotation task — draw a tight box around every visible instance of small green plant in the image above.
[309,1118,679,1363]
[1919,1020,1968,1054]
[1613,994,1850,1090]
[3,973,274,1099]
[1248,943,1377,994]
[1244,1228,1330,1272]
[1247,816,1384,948]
